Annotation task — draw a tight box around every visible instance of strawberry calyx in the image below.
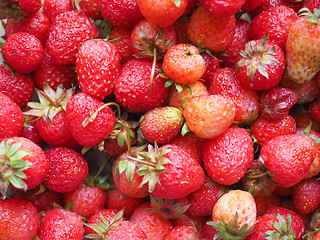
[235,34,280,85]
[0,139,31,197]
[208,214,255,240]
[85,209,124,240]
[264,214,296,240]
[299,7,320,24]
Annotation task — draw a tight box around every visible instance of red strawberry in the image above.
[259,133,317,187]
[140,106,184,144]
[198,0,246,18]
[199,52,220,88]
[0,198,40,240]
[254,194,281,216]
[76,39,121,101]
[64,183,107,218]
[37,208,85,240]
[75,0,102,19]
[0,0,41,23]
[242,0,265,11]
[0,137,48,196]
[0,64,35,108]
[310,98,320,122]
[162,43,206,85]
[100,0,143,28]
[114,58,171,113]
[187,5,236,52]
[20,114,45,147]
[43,147,88,193]
[45,10,99,65]
[235,34,286,91]
[303,0,320,13]
[164,225,201,240]
[249,0,288,18]
[183,95,235,139]
[202,126,254,185]
[43,0,73,23]
[66,92,116,147]
[2,32,44,74]
[137,0,188,27]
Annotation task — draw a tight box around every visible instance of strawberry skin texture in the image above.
[76,39,121,101]
[164,226,201,240]
[260,133,317,187]
[199,0,245,18]
[42,0,73,23]
[105,220,148,240]
[66,92,116,147]
[0,198,40,240]
[152,144,205,199]
[202,126,254,185]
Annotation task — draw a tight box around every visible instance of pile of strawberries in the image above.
[1,0,320,239]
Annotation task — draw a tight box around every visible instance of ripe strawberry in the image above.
[0,137,48,196]
[208,67,260,125]
[164,225,201,240]
[45,10,99,65]
[33,50,76,91]
[259,133,317,187]
[37,208,85,240]
[202,126,254,185]
[130,202,174,239]
[250,115,297,146]
[162,43,206,85]
[235,34,286,90]
[2,32,44,74]
[64,183,107,218]
[173,16,189,44]
[114,58,170,113]
[20,114,45,147]
[0,0,41,23]
[248,0,288,18]
[187,5,236,52]
[242,0,265,11]
[43,0,73,23]
[140,106,184,144]
[254,194,281,216]
[199,52,220,87]
[75,0,102,19]
[249,5,299,52]
[292,178,320,215]
[76,39,121,101]
[43,147,88,193]
[286,8,320,83]
[303,0,320,13]
[0,64,35,108]
[137,0,188,27]
[198,0,246,18]
[183,95,235,139]
[310,97,320,122]
[209,190,257,239]
[0,92,24,141]
[66,92,116,147]
[100,0,144,28]
[0,198,40,240]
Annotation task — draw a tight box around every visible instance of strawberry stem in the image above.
[94,156,111,179]
[117,121,132,156]
[39,90,59,108]
[127,155,157,168]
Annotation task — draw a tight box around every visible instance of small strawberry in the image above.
[2,32,44,74]
[140,106,184,144]
[183,95,235,139]
[164,225,201,240]
[0,198,40,240]
[20,114,45,147]
[43,0,73,23]
[198,0,246,18]
[76,39,121,101]
[37,207,85,240]
[43,147,88,193]
[187,5,236,52]
[259,133,317,187]
[74,0,102,19]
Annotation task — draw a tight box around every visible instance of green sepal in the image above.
[9,175,28,191]
[174,0,181,7]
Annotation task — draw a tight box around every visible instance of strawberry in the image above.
[242,0,265,11]
[173,16,189,44]
[235,34,286,91]
[130,202,174,239]
[259,133,317,187]
[249,5,299,52]
[2,32,44,74]
[208,190,257,239]
[250,115,297,146]
[75,39,121,101]
[202,126,254,185]
[187,5,236,52]
[162,43,206,85]
[20,114,45,147]
[199,52,220,87]
[164,225,201,240]
[183,95,235,139]
[65,92,116,147]
[114,58,171,113]
[302,0,320,13]
[100,0,144,28]
[75,0,102,19]
[140,106,184,144]
[248,0,288,18]
[254,194,281,216]
[33,50,76,91]
[45,10,99,65]
[137,0,188,27]
[43,0,73,23]
[0,137,48,196]
[0,64,35,108]
[286,8,320,83]
[64,183,107,218]
[37,207,85,240]
[198,0,246,18]
[43,147,88,193]
[292,178,320,215]
[208,67,260,125]
[0,198,40,240]
[310,97,320,122]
